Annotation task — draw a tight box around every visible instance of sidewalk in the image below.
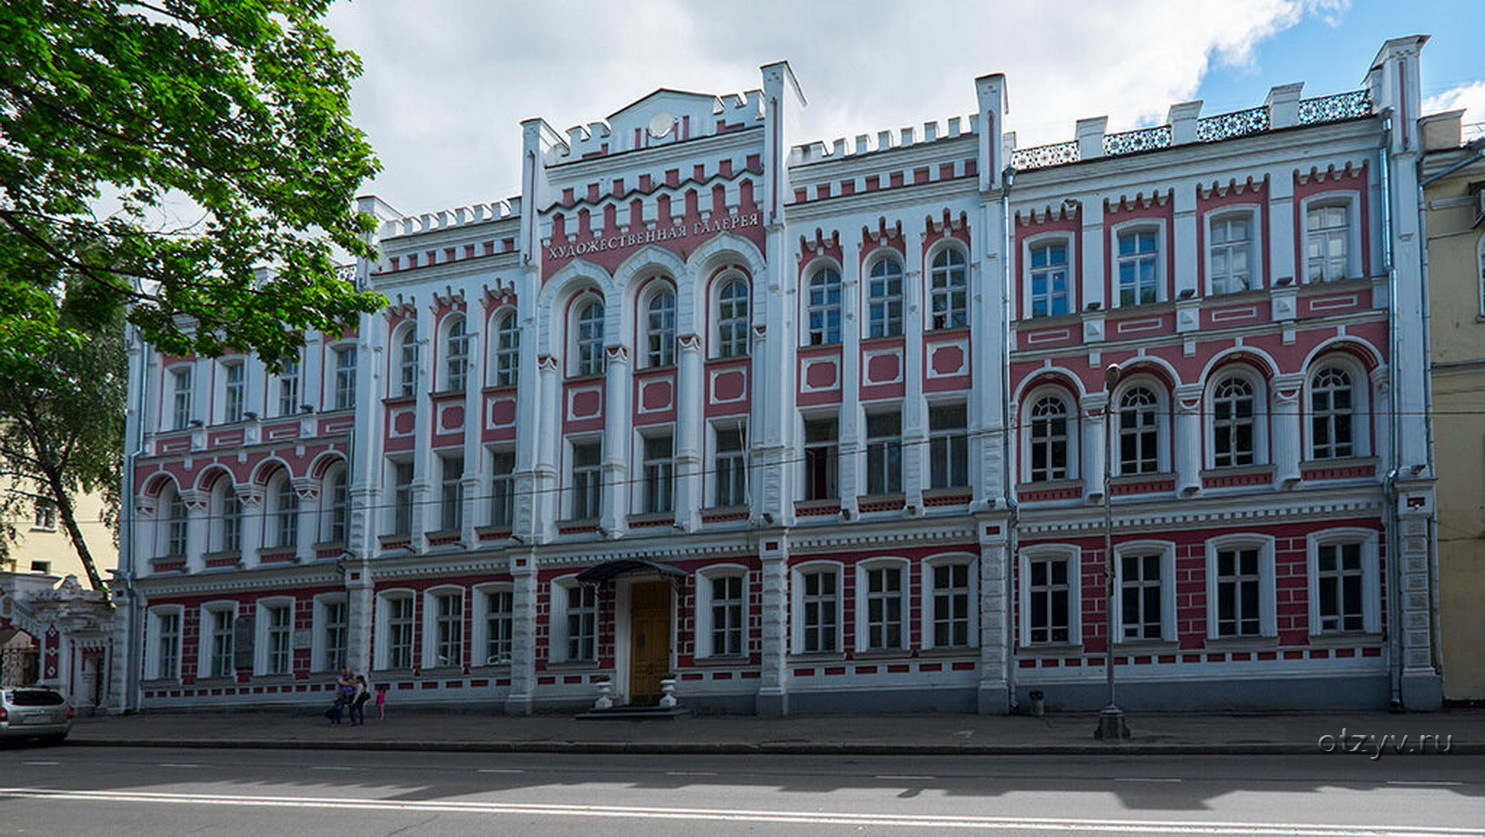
[69,707,1485,756]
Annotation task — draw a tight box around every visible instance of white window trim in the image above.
[1109,220,1167,308]
[264,470,300,551]
[1111,540,1177,644]
[1299,192,1363,283]
[1204,366,1270,469]
[565,435,603,520]
[862,250,905,338]
[854,557,910,653]
[487,446,518,528]
[421,585,466,670]
[219,358,246,424]
[637,279,677,369]
[254,596,296,677]
[790,560,844,655]
[1018,544,1081,648]
[1021,233,1075,319]
[926,242,970,330]
[168,364,194,431]
[695,564,750,659]
[318,461,349,545]
[490,307,520,387]
[329,341,357,411]
[1305,354,1371,460]
[1204,206,1263,294]
[1205,534,1277,639]
[374,589,416,671]
[802,260,844,347]
[634,428,675,516]
[920,554,979,651]
[568,292,607,378]
[712,272,752,359]
[1306,528,1381,636]
[471,582,515,667]
[311,593,349,673]
[548,575,597,664]
[386,457,416,537]
[709,419,749,508]
[394,323,420,398]
[1020,384,1080,483]
[197,600,238,680]
[440,314,470,392]
[145,605,185,681]
[1111,377,1171,476]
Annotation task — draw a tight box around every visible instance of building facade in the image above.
[115,37,1445,715]
[1421,112,1485,703]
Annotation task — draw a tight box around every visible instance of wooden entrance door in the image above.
[628,581,672,705]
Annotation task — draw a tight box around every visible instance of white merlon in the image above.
[1076,116,1108,160]
[1265,83,1305,129]
[1168,101,1203,144]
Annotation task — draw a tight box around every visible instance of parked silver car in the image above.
[0,686,73,744]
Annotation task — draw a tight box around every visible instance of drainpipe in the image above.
[1379,113,1404,709]
[1000,165,1020,711]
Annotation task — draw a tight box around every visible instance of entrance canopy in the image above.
[575,559,687,585]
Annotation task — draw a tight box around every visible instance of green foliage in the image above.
[0,0,385,371]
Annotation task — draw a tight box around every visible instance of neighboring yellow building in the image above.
[1421,112,1485,703]
[0,480,117,588]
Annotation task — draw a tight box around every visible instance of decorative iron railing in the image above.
[1297,89,1373,124]
[1102,125,1172,156]
[1009,140,1080,170]
[1195,106,1271,142]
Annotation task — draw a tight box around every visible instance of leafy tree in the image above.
[0,277,126,591]
[0,0,385,374]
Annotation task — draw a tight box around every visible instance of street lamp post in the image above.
[1096,362,1131,741]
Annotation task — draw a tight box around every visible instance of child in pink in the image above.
[375,683,387,720]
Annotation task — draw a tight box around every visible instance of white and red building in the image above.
[114,37,1444,715]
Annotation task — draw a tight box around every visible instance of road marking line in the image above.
[309,767,356,772]
[875,775,936,780]
[156,764,200,769]
[22,762,59,767]
[477,769,525,774]
[0,787,1476,836]
[665,771,718,776]
[1385,781,1464,787]
[1114,778,1184,783]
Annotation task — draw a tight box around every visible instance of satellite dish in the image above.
[649,111,674,138]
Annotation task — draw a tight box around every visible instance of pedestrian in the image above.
[329,666,355,726]
[375,682,388,720]
[349,675,370,726]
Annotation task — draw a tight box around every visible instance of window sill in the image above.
[1112,640,1181,653]
[564,372,606,385]
[692,654,751,667]
[852,648,912,660]
[543,660,602,670]
[1306,632,1384,646]
[627,512,675,528]
[917,646,979,657]
[381,394,417,407]
[1018,643,1084,656]
[787,652,847,663]
[1203,636,1279,650]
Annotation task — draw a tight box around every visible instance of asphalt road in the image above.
[1,745,1482,836]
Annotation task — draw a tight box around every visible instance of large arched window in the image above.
[575,300,605,376]
[320,462,349,544]
[716,279,750,357]
[806,267,842,346]
[1117,386,1160,475]
[444,316,469,391]
[929,247,968,329]
[645,288,676,367]
[493,311,519,387]
[265,470,299,551]
[159,483,188,559]
[867,257,904,337]
[1309,363,1365,460]
[211,479,242,556]
[1028,395,1071,482]
[1211,373,1261,468]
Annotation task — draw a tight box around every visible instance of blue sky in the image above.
[327,1,1485,214]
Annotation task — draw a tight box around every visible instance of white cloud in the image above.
[1424,82,1485,141]
[324,0,1356,214]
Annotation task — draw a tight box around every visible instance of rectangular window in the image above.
[570,442,601,519]
[565,585,597,661]
[334,346,357,410]
[801,569,838,653]
[932,563,972,648]
[1117,231,1159,306]
[154,611,180,679]
[278,357,300,417]
[433,593,463,667]
[1215,548,1262,637]
[440,454,464,532]
[803,417,839,501]
[490,450,516,527]
[172,367,193,430]
[1210,215,1252,293]
[1306,205,1349,282]
[1029,242,1070,317]
[710,576,744,657]
[223,361,245,423]
[714,425,747,507]
[865,411,902,495]
[208,608,234,678]
[32,500,56,531]
[1027,557,1071,644]
[1119,554,1163,641]
[864,566,904,650]
[392,461,414,536]
[484,589,513,665]
[1316,542,1365,633]
[265,604,292,676]
[387,598,414,669]
[643,434,675,514]
[274,487,298,550]
[929,404,969,489]
[322,600,347,672]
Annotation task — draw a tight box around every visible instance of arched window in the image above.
[160,484,187,559]
[212,481,241,555]
[1310,366,1356,460]
[494,311,519,387]
[930,248,968,329]
[444,317,469,391]
[1028,396,1071,482]
[397,326,419,397]
[266,471,298,550]
[1212,376,1257,467]
[645,289,676,367]
[1117,387,1160,475]
[321,463,348,544]
[575,300,605,376]
[806,267,841,345]
[867,257,904,337]
[717,279,750,357]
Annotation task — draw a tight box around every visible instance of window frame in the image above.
[928,401,970,489]
[211,479,242,555]
[864,408,903,496]
[549,577,598,664]
[1208,367,1268,469]
[696,565,749,659]
[375,590,416,671]
[389,458,415,537]
[640,431,675,515]
[1206,208,1261,294]
[488,447,517,528]
[1113,380,1169,476]
[1307,357,1369,461]
[568,438,602,520]
[712,422,748,508]
[222,359,245,424]
[422,586,466,669]
[1112,540,1177,644]
[266,470,299,551]
[396,325,420,397]
[277,353,301,417]
[715,276,751,358]
[1023,388,1077,483]
[805,264,843,346]
[1306,528,1381,636]
[493,310,520,387]
[865,254,905,338]
[1019,545,1080,647]
[319,463,348,545]
[1113,224,1163,308]
[1302,196,1360,283]
[198,601,237,680]
[146,606,184,681]
[472,583,515,667]
[642,283,677,368]
[802,413,840,501]
[922,555,977,651]
[438,451,465,533]
[1205,534,1277,640]
[443,315,470,392]
[791,561,843,655]
[162,486,188,559]
[855,558,909,653]
[928,245,969,330]
[572,297,606,377]
[255,597,295,677]
[312,593,348,673]
[1025,236,1072,318]
[170,364,193,430]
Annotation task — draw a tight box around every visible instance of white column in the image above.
[292,479,319,561]
[411,305,435,550]
[1173,187,1198,298]
[674,334,703,529]
[755,537,790,716]
[600,345,631,535]
[838,257,862,513]
[182,491,208,573]
[976,535,1011,713]
[504,552,538,715]
[1174,384,1203,496]
[1267,167,1296,285]
[236,488,264,568]
[902,241,926,510]
[1082,394,1108,502]
[463,300,486,543]
[1270,373,1304,488]
[1081,196,1106,311]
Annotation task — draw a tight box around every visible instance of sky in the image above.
[323,0,1485,218]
